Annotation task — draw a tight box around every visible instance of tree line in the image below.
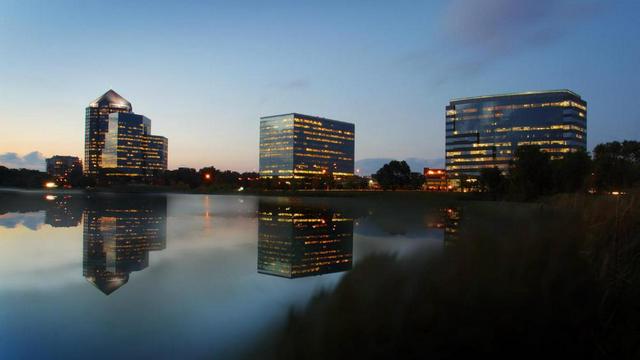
[371,140,640,198]
[0,166,51,188]
[480,140,639,199]
[2,140,638,195]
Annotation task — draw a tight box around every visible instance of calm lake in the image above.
[0,190,455,359]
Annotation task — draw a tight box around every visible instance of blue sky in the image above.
[1,0,639,171]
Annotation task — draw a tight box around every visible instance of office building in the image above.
[257,201,353,278]
[259,113,355,179]
[45,155,82,185]
[84,90,133,176]
[423,168,448,191]
[446,90,587,186]
[102,112,168,178]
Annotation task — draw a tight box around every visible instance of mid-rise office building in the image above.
[84,90,133,176]
[45,155,82,184]
[102,112,168,178]
[445,90,587,185]
[259,113,355,179]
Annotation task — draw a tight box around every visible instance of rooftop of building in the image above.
[88,89,132,110]
[46,155,80,160]
[260,113,354,126]
[86,274,128,295]
[450,89,583,103]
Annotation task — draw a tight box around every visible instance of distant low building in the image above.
[102,112,168,178]
[259,113,355,180]
[45,156,82,185]
[423,168,448,191]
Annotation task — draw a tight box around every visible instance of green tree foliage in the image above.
[592,140,640,191]
[509,145,553,199]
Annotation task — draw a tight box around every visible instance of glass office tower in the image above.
[102,112,168,178]
[259,113,355,179]
[445,90,587,183]
[84,90,133,176]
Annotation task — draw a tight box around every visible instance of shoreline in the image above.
[0,186,475,200]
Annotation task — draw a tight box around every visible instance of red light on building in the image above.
[423,168,448,192]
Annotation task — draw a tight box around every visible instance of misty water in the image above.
[0,190,455,359]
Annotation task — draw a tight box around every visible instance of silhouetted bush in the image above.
[0,166,51,188]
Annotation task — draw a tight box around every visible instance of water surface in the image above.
[0,190,453,359]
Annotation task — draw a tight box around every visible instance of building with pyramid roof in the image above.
[84,90,167,179]
[84,90,134,176]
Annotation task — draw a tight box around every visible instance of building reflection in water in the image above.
[426,207,462,244]
[44,195,83,228]
[83,196,167,295]
[444,207,461,243]
[257,201,353,278]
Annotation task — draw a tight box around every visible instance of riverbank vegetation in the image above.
[256,191,640,359]
[0,166,51,188]
[1,141,637,197]
[479,141,640,199]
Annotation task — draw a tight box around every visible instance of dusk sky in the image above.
[1,0,639,171]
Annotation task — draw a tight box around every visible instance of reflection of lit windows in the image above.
[257,202,353,278]
[83,196,167,295]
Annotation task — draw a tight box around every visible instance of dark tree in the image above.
[479,167,506,195]
[592,140,640,191]
[0,166,51,188]
[409,172,426,189]
[551,149,592,193]
[509,145,553,199]
[68,165,85,187]
[373,160,413,190]
[164,167,201,189]
[340,175,369,190]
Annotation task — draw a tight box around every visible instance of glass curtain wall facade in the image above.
[103,113,168,178]
[259,113,355,179]
[146,135,169,173]
[445,90,587,181]
[84,90,133,176]
[257,201,353,278]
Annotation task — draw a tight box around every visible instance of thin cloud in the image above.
[0,151,46,171]
[402,0,604,86]
[280,78,311,91]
